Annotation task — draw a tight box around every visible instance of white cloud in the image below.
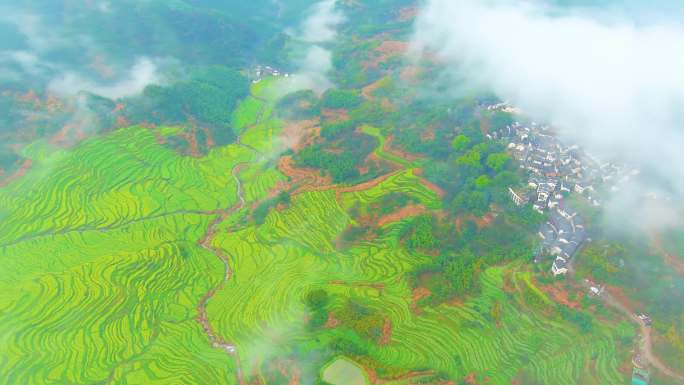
[287,46,334,94]
[283,0,344,95]
[412,0,684,230]
[300,0,345,43]
[48,57,162,100]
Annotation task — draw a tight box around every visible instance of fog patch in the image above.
[412,0,684,232]
[48,58,162,100]
[300,0,345,43]
[283,0,344,95]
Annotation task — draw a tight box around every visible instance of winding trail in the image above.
[193,93,273,384]
[196,163,247,385]
[577,278,684,384]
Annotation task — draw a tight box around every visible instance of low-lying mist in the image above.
[411,0,684,233]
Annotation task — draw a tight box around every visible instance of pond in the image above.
[321,356,368,385]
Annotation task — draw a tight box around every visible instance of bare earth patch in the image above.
[651,234,684,276]
[325,313,341,329]
[0,159,32,188]
[378,317,392,346]
[365,40,410,69]
[397,6,418,21]
[539,282,582,310]
[322,108,350,122]
[384,135,419,162]
[278,156,332,194]
[411,287,431,314]
[280,118,320,152]
[377,204,426,227]
[413,168,446,198]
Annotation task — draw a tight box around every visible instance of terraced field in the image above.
[361,125,418,168]
[206,188,628,384]
[0,128,247,384]
[0,75,629,385]
[0,79,286,385]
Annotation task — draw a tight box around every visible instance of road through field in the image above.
[196,162,248,385]
[578,278,684,384]
[194,92,270,384]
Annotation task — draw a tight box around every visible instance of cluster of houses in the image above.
[250,65,290,83]
[488,115,635,276]
[487,104,654,383]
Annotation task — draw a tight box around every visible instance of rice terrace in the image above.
[1,1,684,385]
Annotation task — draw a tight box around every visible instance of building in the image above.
[508,187,529,206]
[632,367,650,385]
[552,256,569,276]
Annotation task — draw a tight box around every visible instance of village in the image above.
[486,112,637,276]
[486,104,655,385]
[249,65,290,83]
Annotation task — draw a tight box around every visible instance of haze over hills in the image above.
[0,1,683,385]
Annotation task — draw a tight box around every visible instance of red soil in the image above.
[179,131,201,157]
[154,131,167,145]
[651,234,684,276]
[361,78,397,109]
[413,168,446,198]
[50,122,88,146]
[328,280,385,291]
[540,282,582,310]
[378,317,392,346]
[377,204,426,227]
[367,41,410,69]
[324,313,341,329]
[411,287,431,313]
[280,118,320,152]
[115,115,130,128]
[400,66,422,82]
[455,212,496,231]
[604,285,643,313]
[45,94,63,113]
[278,156,332,194]
[420,129,436,141]
[321,108,350,122]
[464,373,480,385]
[334,170,402,195]
[112,103,125,113]
[202,127,215,148]
[289,369,300,385]
[384,135,419,162]
[0,159,32,188]
[397,6,418,21]
[17,90,41,108]
[374,370,436,385]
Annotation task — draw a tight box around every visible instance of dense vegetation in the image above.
[125,66,249,145]
[0,1,676,385]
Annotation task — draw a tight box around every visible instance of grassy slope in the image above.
[0,129,249,384]
[0,79,286,384]
[207,129,627,385]
[0,79,628,385]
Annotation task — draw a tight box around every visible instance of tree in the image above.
[321,89,362,109]
[405,216,438,250]
[486,152,510,172]
[455,149,482,169]
[451,134,471,153]
[474,175,491,189]
[305,289,329,309]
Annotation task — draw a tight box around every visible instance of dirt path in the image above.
[192,92,274,384]
[651,234,684,276]
[377,204,426,227]
[196,163,247,385]
[578,279,684,383]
